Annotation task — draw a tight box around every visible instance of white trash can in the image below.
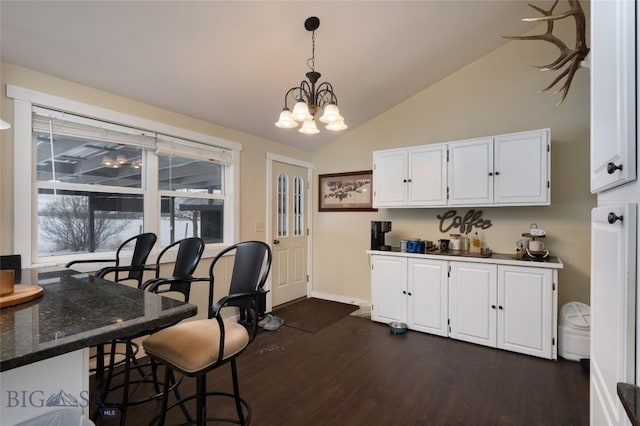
[558,301,590,361]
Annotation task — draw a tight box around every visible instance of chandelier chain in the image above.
[307,30,316,72]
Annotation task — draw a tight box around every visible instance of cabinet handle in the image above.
[495,171,500,176]
[403,179,407,183]
[608,212,624,224]
[491,305,496,309]
[607,162,623,174]
[498,306,504,310]
[407,179,412,183]
[407,292,412,296]
[402,290,407,295]
[488,172,493,176]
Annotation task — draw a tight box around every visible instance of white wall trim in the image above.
[310,291,370,308]
[265,152,314,312]
[7,84,242,266]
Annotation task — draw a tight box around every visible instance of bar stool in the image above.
[143,241,271,425]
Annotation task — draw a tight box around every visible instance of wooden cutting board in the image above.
[0,285,43,308]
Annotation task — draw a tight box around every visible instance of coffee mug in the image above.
[0,269,15,296]
[516,239,529,249]
[529,240,545,251]
[439,239,450,252]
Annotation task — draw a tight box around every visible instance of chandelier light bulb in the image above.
[275,108,299,129]
[326,119,348,131]
[101,156,113,166]
[319,103,340,124]
[299,118,320,134]
[292,101,311,122]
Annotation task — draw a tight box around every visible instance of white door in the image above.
[590,204,637,426]
[494,129,550,205]
[590,0,636,193]
[408,145,448,206]
[497,265,552,358]
[448,262,497,347]
[408,258,448,336]
[371,255,407,324]
[447,137,494,206]
[372,149,408,207]
[271,162,309,307]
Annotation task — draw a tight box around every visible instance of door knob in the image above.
[608,213,623,224]
[273,239,280,245]
[607,162,623,174]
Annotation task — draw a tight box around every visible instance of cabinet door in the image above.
[591,204,637,426]
[373,149,408,207]
[590,0,636,193]
[497,265,553,358]
[371,255,407,324]
[448,262,497,347]
[407,145,447,206]
[408,258,448,336]
[494,130,550,205]
[447,138,493,206]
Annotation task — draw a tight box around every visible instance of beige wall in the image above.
[311,21,594,308]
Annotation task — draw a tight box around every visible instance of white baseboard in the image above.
[310,291,371,308]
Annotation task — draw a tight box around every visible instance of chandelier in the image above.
[275,17,347,135]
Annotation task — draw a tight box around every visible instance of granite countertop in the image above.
[0,268,197,372]
[618,382,640,426]
[366,247,563,269]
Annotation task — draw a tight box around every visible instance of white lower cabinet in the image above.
[408,258,448,336]
[370,253,559,359]
[497,265,553,358]
[448,262,497,347]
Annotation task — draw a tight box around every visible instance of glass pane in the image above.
[158,155,222,193]
[160,196,224,246]
[277,173,288,237]
[37,189,144,258]
[34,129,143,188]
[294,176,303,236]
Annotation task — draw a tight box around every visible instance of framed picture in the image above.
[318,170,377,212]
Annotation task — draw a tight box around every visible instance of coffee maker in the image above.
[371,221,392,251]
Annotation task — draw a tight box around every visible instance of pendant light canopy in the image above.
[275,17,347,134]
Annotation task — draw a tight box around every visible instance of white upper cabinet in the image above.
[447,137,494,206]
[590,0,636,193]
[373,145,447,207]
[493,130,550,205]
[373,129,550,208]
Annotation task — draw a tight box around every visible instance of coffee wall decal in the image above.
[437,209,493,234]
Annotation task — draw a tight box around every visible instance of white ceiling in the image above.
[0,1,543,151]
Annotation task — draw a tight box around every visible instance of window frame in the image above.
[8,84,241,267]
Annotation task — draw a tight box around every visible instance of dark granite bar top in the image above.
[618,382,640,426]
[0,268,197,372]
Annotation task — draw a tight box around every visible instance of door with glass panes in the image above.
[272,162,308,306]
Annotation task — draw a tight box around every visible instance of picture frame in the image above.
[318,170,377,212]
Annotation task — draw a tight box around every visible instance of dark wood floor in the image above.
[94,314,589,425]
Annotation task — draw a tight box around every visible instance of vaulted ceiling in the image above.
[1,1,545,151]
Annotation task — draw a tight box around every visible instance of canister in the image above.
[449,234,461,250]
[400,240,408,252]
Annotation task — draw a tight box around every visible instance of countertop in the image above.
[618,382,640,426]
[0,268,197,372]
[366,248,563,269]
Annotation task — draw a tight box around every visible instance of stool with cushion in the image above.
[143,240,272,425]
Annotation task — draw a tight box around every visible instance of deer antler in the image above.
[503,0,589,104]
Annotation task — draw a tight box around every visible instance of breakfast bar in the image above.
[0,267,197,424]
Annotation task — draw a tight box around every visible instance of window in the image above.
[294,175,304,236]
[9,85,241,266]
[277,173,288,238]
